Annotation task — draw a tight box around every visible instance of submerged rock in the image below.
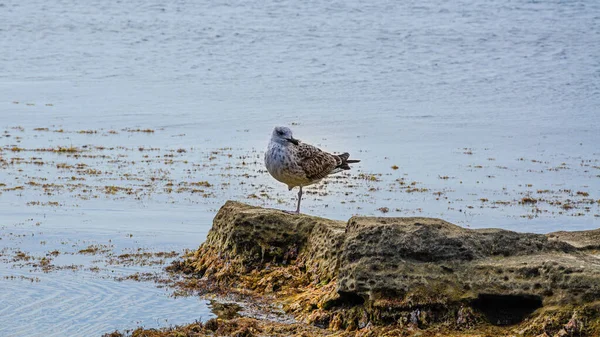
[177,201,600,336]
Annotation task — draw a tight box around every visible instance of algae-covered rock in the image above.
[337,217,600,327]
[547,228,600,249]
[178,201,600,336]
[185,201,346,284]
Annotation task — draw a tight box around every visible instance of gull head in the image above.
[271,126,299,145]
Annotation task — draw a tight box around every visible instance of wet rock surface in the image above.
[176,201,600,336]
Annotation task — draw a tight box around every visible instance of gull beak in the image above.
[287,137,299,145]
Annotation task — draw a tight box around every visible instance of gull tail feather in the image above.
[337,152,361,170]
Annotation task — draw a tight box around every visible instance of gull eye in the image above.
[277,131,284,136]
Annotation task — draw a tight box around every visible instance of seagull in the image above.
[264,126,360,214]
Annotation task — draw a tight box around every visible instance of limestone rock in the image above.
[180,201,600,336]
[547,228,600,249]
[337,217,599,326]
[187,201,346,283]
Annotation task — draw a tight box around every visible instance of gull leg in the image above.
[296,186,303,214]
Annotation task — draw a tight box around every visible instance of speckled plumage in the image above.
[265,126,360,213]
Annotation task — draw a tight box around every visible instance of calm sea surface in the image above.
[1,0,599,335]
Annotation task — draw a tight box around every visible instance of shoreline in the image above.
[105,201,600,337]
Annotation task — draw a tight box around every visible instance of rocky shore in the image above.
[132,201,600,336]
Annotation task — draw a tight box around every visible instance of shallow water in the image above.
[1,0,599,335]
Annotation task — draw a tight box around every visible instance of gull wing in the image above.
[296,143,341,181]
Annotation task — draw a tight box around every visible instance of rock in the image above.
[186,201,345,285]
[337,217,594,321]
[179,201,600,336]
[547,228,600,249]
